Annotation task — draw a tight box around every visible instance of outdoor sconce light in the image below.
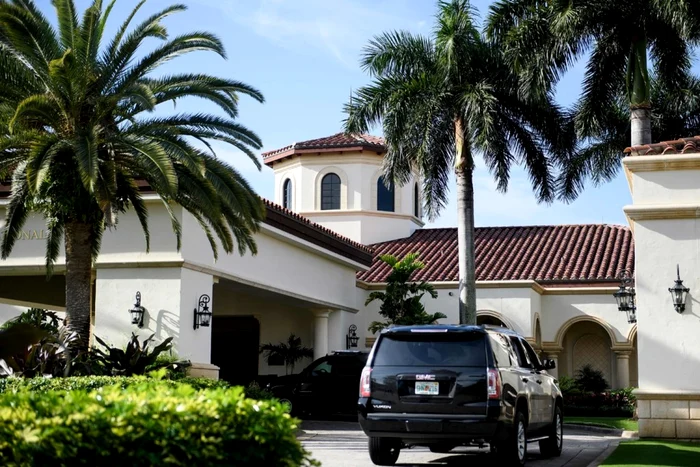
[614,269,637,324]
[129,291,145,328]
[669,264,690,314]
[346,324,359,349]
[193,294,212,330]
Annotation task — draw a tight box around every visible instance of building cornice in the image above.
[622,153,700,172]
[624,203,700,221]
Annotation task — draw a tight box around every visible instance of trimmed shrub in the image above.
[563,388,636,417]
[0,375,230,394]
[0,379,317,466]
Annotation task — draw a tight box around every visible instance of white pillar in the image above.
[616,351,631,389]
[313,310,330,360]
[547,353,559,379]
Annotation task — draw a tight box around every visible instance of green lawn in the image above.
[602,440,700,466]
[565,416,638,431]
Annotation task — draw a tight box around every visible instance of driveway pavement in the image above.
[300,421,621,467]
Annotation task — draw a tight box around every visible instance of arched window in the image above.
[414,183,420,217]
[377,176,395,212]
[282,179,292,210]
[321,173,341,210]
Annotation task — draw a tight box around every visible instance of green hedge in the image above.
[0,375,230,393]
[0,379,317,466]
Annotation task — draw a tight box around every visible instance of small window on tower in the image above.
[321,173,341,210]
[283,179,292,210]
[377,176,395,212]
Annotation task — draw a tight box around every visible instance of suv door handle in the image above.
[536,379,542,384]
[521,377,529,383]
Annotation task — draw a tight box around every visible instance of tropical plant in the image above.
[575,364,609,393]
[0,0,266,351]
[365,253,444,333]
[0,307,62,334]
[345,0,569,324]
[486,0,700,197]
[88,333,180,376]
[259,334,313,375]
[0,312,78,378]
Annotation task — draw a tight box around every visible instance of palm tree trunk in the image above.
[64,221,94,351]
[629,37,652,146]
[455,118,477,325]
[631,107,651,146]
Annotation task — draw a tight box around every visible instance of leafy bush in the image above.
[563,387,637,417]
[0,379,317,466]
[557,375,580,396]
[0,308,62,334]
[0,374,229,394]
[575,364,609,392]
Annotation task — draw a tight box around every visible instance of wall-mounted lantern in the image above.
[129,291,145,328]
[346,324,359,349]
[614,269,636,324]
[669,264,690,314]
[193,294,212,330]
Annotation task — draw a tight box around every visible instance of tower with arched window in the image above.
[262,133,423,245]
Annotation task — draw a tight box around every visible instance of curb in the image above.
[564,423,623,436]
[585,443,619,467]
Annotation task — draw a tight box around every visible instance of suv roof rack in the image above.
[330,350,368,355]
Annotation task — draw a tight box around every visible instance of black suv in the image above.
[358,325,562,466]
[267,350,369,417]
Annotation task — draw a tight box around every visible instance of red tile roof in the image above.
[625,136,700,156]
[357,224,634,285]
[262,133,386,165]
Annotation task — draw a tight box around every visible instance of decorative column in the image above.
[546,353,559,379]
[313,310,330,361]
[615,351,631,389]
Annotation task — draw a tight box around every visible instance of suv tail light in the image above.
[487,368,501,400]
[360,366,372,397]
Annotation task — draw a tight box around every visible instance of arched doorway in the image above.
[559,319,615,388]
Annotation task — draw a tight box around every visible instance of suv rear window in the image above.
[373,332,486,367]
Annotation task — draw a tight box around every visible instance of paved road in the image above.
[300,421,620,467]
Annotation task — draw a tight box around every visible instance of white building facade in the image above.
[1,133,637,394]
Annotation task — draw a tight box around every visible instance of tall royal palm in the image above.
[487,0,700,150]
[0,0,265,350]
[345,0,568,324]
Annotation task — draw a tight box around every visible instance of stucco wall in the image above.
[539,293,632,345]
[94,267,213,364]
[360,286,537,341]
[633,219,700,392]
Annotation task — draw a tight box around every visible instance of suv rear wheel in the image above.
[498,410,527,466]
[368,437,401,466]
[539,405,563,458]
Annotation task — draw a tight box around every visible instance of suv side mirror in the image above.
[542,359,556,370]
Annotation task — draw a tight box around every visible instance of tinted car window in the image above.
[309,359,332,376]
[488,333,512,368]
[374,333,487,367]
[520,339,542,368]
[508,336,532,369]
[333,357,365,376]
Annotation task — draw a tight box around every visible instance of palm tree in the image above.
[259,334,314,375]
[487,0,700,149]
[365,253,444,334]
[0,1,265,350]
[558,77,700,197]
[344,0,569,324]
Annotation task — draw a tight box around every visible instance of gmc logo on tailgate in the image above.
[415,374,436,381]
